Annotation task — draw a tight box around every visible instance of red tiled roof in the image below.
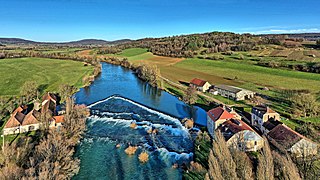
[207,107,235,122]
[22,110,40,126]
[190,78,208,87]
[4,112,25,128]
[218,119,255,140]
[267,124,303,149]
[53,115,64,123]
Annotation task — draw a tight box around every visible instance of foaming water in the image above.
[74,96,194,180]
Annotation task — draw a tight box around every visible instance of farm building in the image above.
[2,93,64,135]
[206,106,241,138]
[267,124,318,157]
[189,78,211,92]
[251,105,280,133]
[214,85,255,101]
[218,119,264,152]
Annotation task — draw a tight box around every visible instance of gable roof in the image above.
[4,112,25,128]
[22,110,40,126]
[207,107,235,122]
[53,115,64,123]
[12,105,28,115]
[215,85,242,94]
[41,99,56,115]
[42,92,57,103]
[218,119,261,141]
[252,105,276,114]
[263,119,283,131]
[190,78,208,87]
[267,124,304,149]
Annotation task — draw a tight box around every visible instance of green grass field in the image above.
[0,57,94,96]
[118,48,148,57]
[175,58,320,92]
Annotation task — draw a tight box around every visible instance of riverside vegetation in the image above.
[0,31,319,179]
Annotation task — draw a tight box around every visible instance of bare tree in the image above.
[231,149,253,180]
[207,131,238,180]
[291,93,319,117]
[273,151,301,180]
[183,86,197,105]
[20,81,39,102]
[256,139,274,180]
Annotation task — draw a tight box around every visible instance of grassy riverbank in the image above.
[0,57,94,96]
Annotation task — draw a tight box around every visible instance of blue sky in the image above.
[0,0,319,42]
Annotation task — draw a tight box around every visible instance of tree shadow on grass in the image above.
[38,84,49,94]
[179,81,189,86]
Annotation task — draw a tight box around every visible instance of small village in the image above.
[189,77,318,156]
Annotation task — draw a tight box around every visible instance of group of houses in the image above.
[189,78,255,101]
[2,93,64,135]
[205,104,317,156]
[251,105,317,156]
[206,106,264,152]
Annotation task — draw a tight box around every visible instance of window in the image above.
[29,126,35,131]
[254,141,257,146]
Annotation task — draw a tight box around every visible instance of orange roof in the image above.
[53,115,64,123]
[12,105,28,115]
[218,119,255,140]
[190,78,208,87]
[4,112,25,128]
[207,107,235,122]
[22,110,40,126]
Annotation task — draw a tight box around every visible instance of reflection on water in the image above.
[74,63,207,179]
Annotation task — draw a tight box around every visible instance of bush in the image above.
[125,146,138,155]
[138,152,149,163]
[0,53,5,59]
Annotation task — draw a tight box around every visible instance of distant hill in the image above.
[259,33,320,41]
[0,38,132,46]
[0,38,38,45]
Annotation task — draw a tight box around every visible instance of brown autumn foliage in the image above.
[130,122,137,129]
[138,152,149,163]
[136,64,162,88]
[189,161,206,174]
[125,146,138,155]
[273,151,301,180]
[182,118,194,129]
[183,86,197,105]
[231,149,253,180]
[206,131,238,180]
[256,139,274,180]
[0,96,88,179]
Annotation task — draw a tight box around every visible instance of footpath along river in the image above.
[73,63,207,179]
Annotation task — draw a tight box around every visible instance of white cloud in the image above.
[248,28,320,34]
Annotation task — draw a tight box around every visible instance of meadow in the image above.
[0,57,94,96]
[116,48,320,93]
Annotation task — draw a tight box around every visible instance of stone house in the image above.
[218,119,264,152]
[267,124,318,156]
[214,85,255,101]
[2,93,64,135]
[190,78,211,92]
[251,105,280,132]
[207,106,240,138]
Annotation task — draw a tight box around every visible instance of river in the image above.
[73,63,207,179]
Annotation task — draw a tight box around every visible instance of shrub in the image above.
[125,146,138,155]
[138,152,149,163]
